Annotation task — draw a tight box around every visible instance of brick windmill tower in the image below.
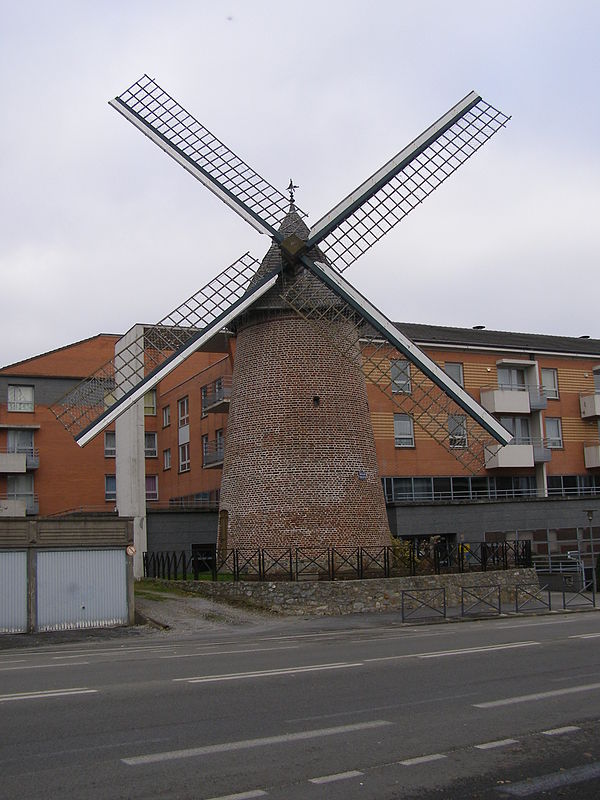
[53,76,512,555]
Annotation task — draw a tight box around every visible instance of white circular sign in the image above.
[126,545,136,556]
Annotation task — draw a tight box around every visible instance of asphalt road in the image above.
[1,612,600,799]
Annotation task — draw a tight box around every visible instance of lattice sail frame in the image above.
[111,75,305,236]
[51,254,261,438]
[307,97,510,272]
[280,267,495,472]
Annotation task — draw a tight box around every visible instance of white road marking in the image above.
[0,662,89,672]
[160,646,298,660]
[399,753,447,766]
[542,726,581,736]
[496,761,600,796]
[366,641,539,663]
[205,792,267,800]
[418,642,539,659]
[475,738,518,749]
[173,662,363,684]
[0,688,98,703]
[569,632,600,639]
[122,720,392,765]
[475,681,600,708]
[0,659,26,665]
[309,770,364,784]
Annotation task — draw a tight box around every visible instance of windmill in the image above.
[52,75,512,554]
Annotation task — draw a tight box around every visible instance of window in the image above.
[145,475,158,501]
[394,414,414,448]
[6,474,35,513]
[391,360,411,394]
[105,475,116,502]
[179,442,190,472]
[444,362,464,387]
[216,428,224,457]
[541,368,559,400]
[144,389,157,416]
[7,429,34,455]
[499,416,531,444]
[202,434,209,464]
[594,368,600,393]
[104,431,116,458]
[162,406,171,427]
[163,448,171,470]
[497,366,526,390]
[546,417,563,448]
[178,396,189,427]
[7,385,34,412]
[144,432,157,458]
[448,415,468,448]
[201,385,208,418]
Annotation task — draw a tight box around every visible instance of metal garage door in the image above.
[0,551,27,633]
[37,549,128,631]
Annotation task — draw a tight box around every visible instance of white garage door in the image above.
[37,549,128,631]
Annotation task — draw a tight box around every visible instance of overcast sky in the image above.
[1,0,599,368]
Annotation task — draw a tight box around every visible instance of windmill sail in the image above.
[279,254,512,471]
[51,254,279,445]
[110,75,305,238]
[306,92,510,272]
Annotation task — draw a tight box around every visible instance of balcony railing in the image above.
[203,439,225,468]
[0,493,39,515]
[202,376,232,414]
[480,384,547,415]
[0,448,39,471]
[584,441,600,469]
[580,393,600,419]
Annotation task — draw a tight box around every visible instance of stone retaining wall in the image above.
[155,568,539,616]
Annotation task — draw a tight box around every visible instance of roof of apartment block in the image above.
[395,322,600,357]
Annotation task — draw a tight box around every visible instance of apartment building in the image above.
[1,324,599,544]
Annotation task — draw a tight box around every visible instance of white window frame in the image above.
[104,431,116,458]
[391,360,411,394]
[162,405,171,427]
[144,389,157,416]
[163,448,171,470]
[541,368,559,400]
[105,475,116,502]
[444,362,464,388]
[7,428,34,455]
[546,417,563,449]
[179,442,190,472]
[178,396,189,427]
[448,414,468,449]
[145,475,158,501]
[144,432,158,458]
[394,413,414,448]
[7,385,34,412]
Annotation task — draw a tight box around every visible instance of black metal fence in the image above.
[143,540,531,582]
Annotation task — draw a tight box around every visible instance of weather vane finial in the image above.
[287,179,299,207]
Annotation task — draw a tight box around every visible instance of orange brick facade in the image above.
[1,327,600,537]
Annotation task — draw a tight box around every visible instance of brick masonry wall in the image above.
[167,568,539,616]
[219,311,391,550]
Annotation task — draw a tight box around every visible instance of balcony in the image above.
[203,439,225,468]
[480,385,540,415]
[202,376,232,415]
[484,442,535,469]
[584,441,600,469]
[0,448,39,471]
[580,393,600,419]
[0,494,38,515]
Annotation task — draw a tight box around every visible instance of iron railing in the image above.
[143,540,531,582]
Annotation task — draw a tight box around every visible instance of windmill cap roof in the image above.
[278,208,310,240]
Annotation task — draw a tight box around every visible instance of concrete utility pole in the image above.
[115,326,146,578]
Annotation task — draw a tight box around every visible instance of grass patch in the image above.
[134,579,195,598]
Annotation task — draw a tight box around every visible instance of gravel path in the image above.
[135,590,285,633]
